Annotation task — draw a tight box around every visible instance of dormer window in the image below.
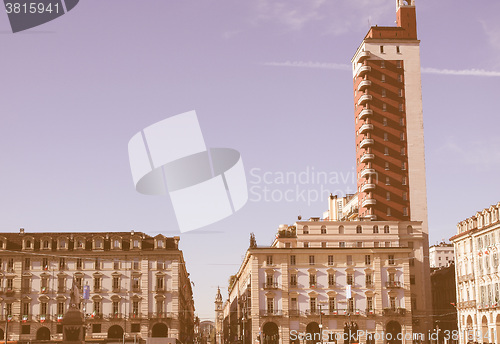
[76,239,85,249]
[24,238,34,250]
[133,239,140,249]
[157,240,164,249]
[113,239,121,249]
[26,240,31,249]
[42,239,51,250]
[94,238,103,250]
[59,239,67,249]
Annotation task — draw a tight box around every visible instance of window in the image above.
[402,176,407,185]
[398,74,402,82]
[386,192,391,201]
[381,89,386,97]
[400,133,405,141]
[338,225,344,234]
[303,242,309,248]
[399,104,404,112]
[382,103,387,111]
[383,133,388,141]
[7,258,14,272]
[94,277,102,292]
[367,296,373,311]
[113,276,120,291]
[401,147,406,156]
[59,258,66,270]
[290,274,297,287]
[76,258,83,270]
[156,276,165,291]
[328,273,335,286]
[365,274,373,287]
[321,242,327,248]
[390,296,397,310]
[365,255,371,265]
[381,74,386,82]
[388,255,395,265]
[407,225,413,234]
[113,239,120,249]
[410,275,416,285]
[348,298,355,312]
[385,177,390,185]
[396,61,402,68]
[21,276,30,292]
[396,46,400,53]
[132,277,140,291]
[112,301,119,315]
[347,255,353,265]
[328,255,334,265]
[58,301,65,316]
[132,301,139,316]
[321,226,327,234]
[76,239,84,249]
[133,239,140,248]
[398,89,403,97]
[94,258,100,270]
[95,239,102,249]
[309,273,316,287]
[40,302,48,316]
[266,255,273,265]
[374,242,379,247]
[329,297,336,312]
[339,242,345,248]
[383,117,387,126]
[267,298,274,313]
[43,240,50,249]
[384,147,389,155]
[114,259,120,270]
[75,277,83,291]
[387,207,391,216]
[357,241,363,248]
[59,239,66,249]
[309,255,315,265]
[400,118,405,126]
[157,260,164,270]
[347,273,354,285]
[25,239,32,249]
[356,225,362,233]
[403,207,408,216]
[310,297,317,312]
[384,225,389,233]
[373,225,379,233]
[380,45,384,53]
[133,258,140,270]
[58,276,65,293]
[380,61,385,68]
[290,255,296,266]
[303,226,309,234]
[157,240,164,248]
[24,258,30,270]
[40,277,48,293]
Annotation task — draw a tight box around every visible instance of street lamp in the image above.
[318,301,327,344]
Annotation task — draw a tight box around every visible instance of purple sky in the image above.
[1,0,500,320]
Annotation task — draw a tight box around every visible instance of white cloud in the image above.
[264,60,500,77]
[263,61,350,71]
[421,67,500,77]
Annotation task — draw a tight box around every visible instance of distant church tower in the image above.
[214,287,223,344]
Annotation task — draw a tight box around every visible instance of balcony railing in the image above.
[288,310,301,317]
[21,314,32,322]
[361,183,375,193]
[40,287,49,294]
[360,153,374,163]
[107,313,123,320]
[356,51,371,64]
[362,198,376,207]
[87,313,103,320]
[385,281,402,288]
[58,287,66,293]
[357,94,373,106]
[355,65,371,78]
[359,123,374,134]
[357,80,372,92]
[361,168,377,178]
[260,310,282,317]
[383,308,406,316]
[4,288,15,295]
[148,312,175,319]
[37,314,51,322]
[457,300,476,309]
[129,312,144,319]
[360,138,374,148]
[365,309,375,316]
[358,108,373,120]
[21,287,31,294]
[155,287,168,293]
[262,282,278,290]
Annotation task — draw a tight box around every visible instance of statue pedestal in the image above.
[62,306,85,344]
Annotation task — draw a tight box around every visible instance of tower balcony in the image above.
[359,138,374,148]
[360,168,376,179]
[357,80,372,92]
[358,108,373,120]
[359,123,374,134]
[357,94,372,106]
[356,65,371,78]
[360,153,374,163]
[364,214,377,221]
[361,183,375,193]
[362,198,377,207]
[356,51,371,64]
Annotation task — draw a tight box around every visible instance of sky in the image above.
[1,0,500,321]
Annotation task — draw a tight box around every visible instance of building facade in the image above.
[430,263,457,343]
[352,0,428,227]
[429,242,454,268]
[222,218,429,344]
[451,203,500,344]
[0,229,195,343]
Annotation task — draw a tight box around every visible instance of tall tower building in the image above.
[214,287,223,344]
[352,0,427,228]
